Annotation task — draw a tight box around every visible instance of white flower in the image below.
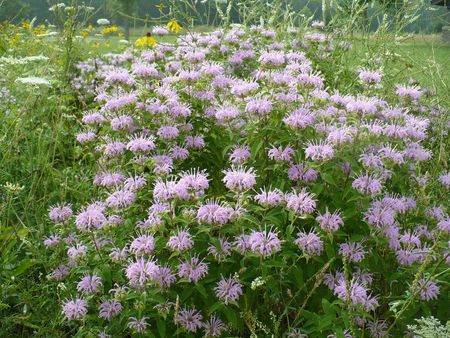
[16,77,52,87]
[97,18,110,26]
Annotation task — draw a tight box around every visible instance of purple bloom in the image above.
[62,298,88,320]
[99,300,122,320]
[76,131,96,143]
[395,85,423,100]
[196,200,234,225]
[439,172,450,189]
[233,234,251,254]
[94,171,125,187]
[178,169,209,196]
[268,145,295,163]
[288,163,318,182]
[254,188,284,207]
[334,278,379,312]
[366,320,388,338]
[50,264,70,280]
[285,189,317,215]
[157,125,179,140]
[207,237,232,261]
[126,134,156,153]
[245,98,272,115]
[104,68,135,86]
[82,111,105,125]
[105,189,136,209]
[49,203,73,223]
[229,146,251,164]
[323,270,345,290]
[358,68,382,84]
[215,276,243,304]
[123,175,147,191]
[283,108,315,129]
[167,231,194,252]
[294,230,323,256]
[125,258,158,287]
[305,141,334,161]
[129,234,155,256]
[215,106,240,121]
[103,141,126,157]
[248,229,282,257]
[153,265,176,288]
[44,234,61,248]
[175,307,203,333]
[437,218,450,233]
[77,274,102,294]
[67,244,88,261]
[418,278,440,300]
[185,135,205,149]
[223,166,257,192]
[178,256,209,282]
[316,209,343,232]
[110,115,134,131]
[352,173,383,196]
[339,242,365,262]
[203,315,227,337]
[128,317,149,333]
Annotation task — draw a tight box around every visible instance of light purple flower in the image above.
[196,200,234,225]
[223,166,256,192]
[167,231,194,252]
[305,141,334,161]
[439,172,450,189]
[178,256,209,282]
[62,298,88,320]
[128,317,149,333]
[207,237,232,261]
[125,257,158,287]
[99,300,122,320]
[418,278,440,300]
[316,209,343,232]
[175,307,203,333]
[77,274,102,294]
[215,276,243,304]
[358,68,382,84]
[339,242,365,262]
[203,315,227,337]
[352,173,383,196]
[49,203,73,223]
[248,229,282,257]
[105,189,136,209]
[254,188,284,207]
[129,234,155,256]
[294,230,323,256]
[285,189,317,215]
[229,146,251,164]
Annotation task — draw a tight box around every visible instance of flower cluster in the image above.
[45,22,449,338]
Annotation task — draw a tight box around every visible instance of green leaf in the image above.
[157,320,166,338]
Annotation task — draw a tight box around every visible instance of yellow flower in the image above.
[22,21,30,30]
[102,26,119,34]
[80,30,89,38]
[87,24,94,31]
[167,19,181,33]
[135,34,157,47]
[92,42,100,49]
[33,25,47,35]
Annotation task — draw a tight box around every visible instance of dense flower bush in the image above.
[44,23,449,337]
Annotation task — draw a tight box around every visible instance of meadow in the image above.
[0,4,449,338]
